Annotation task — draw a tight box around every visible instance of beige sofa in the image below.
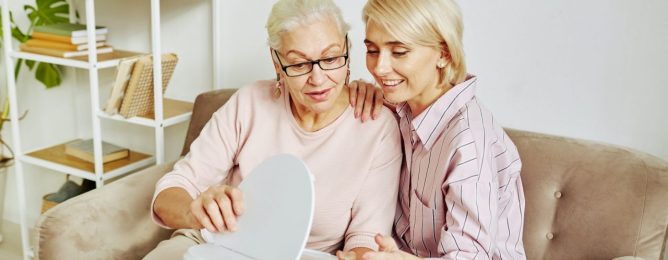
[34,89,668,259]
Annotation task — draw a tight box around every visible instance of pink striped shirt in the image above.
[393,76,526,259]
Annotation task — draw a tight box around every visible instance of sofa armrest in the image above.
[35,162,176,260]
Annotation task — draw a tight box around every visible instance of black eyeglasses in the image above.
[274,35,349,77]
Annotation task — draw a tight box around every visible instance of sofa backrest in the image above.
[181,88,238,156]
[180,89,668,259]
[507,129,668,260]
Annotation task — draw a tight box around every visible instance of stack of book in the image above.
[20,23,113,58]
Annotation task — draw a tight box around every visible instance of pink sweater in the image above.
[152,80,402,253]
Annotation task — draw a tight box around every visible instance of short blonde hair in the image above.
[266,0,350,50]
[363,0,467,88]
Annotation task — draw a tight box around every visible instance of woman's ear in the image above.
[269,48,282,75]
[439,42,451,63]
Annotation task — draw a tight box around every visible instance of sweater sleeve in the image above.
[343,118,403,251]
[150,90,245,228]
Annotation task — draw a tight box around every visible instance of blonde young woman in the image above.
[348,0,527,259]
[145,0,403,259]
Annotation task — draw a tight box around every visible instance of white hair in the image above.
[266,0,350,50]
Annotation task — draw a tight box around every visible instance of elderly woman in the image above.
[350,0,527,259]
[144,0,402,259]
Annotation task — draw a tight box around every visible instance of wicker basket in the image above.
[41,193,59,214]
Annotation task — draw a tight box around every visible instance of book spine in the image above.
[34,26,106,37]
[19,43,68,58]
[31,32,73,44]
[31,32,106,44]
[20,43,114,58]
[33,26,74,37]
[71,28,108,38]
[25,39,80,51]
[61,47,113,58]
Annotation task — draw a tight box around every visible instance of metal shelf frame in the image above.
[1,0,222,258]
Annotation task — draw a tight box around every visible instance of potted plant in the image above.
[1,0,70,166]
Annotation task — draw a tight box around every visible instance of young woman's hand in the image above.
[336,247,373,260]
[361,234,422,260]
[349,80,384,122]
[188,185,245,233]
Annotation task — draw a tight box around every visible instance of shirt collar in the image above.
[401,75,478,150]
[395,102,410,118]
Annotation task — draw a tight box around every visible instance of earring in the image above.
[437,61,446,69]
[345,69,350,86]
[274,73,282,98]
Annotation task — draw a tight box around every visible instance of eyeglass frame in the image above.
[273,35,349,77]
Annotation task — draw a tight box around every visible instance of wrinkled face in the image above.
[364,20,445,104]
[273,19,349,114]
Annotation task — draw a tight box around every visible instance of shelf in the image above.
[22,141,155,181]
[98,98,194,127]
[10,50,144,69]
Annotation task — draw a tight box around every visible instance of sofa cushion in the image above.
[507,129,668,260]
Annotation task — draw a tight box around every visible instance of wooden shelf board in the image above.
[69,50,145,63]
[26,141,151,174]
[138,98,194,120]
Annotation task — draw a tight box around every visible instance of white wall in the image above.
[460,0,668,162]
[2,0,667,226]
[221,0,668,162]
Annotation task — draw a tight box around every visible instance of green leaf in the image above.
[12,27,28,43]
[26,60,36,70]
[3,0,69,89]
[14,59,24,79]
[0,8,4,46]
[24,0,69,28]
[35,62,61,88]
[1,10,28,42]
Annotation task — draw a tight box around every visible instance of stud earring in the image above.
[437,61,446,69]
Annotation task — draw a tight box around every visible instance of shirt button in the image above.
[554,191,562,198]
[546,232,554,240]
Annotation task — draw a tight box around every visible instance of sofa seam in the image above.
[632,160,650,257]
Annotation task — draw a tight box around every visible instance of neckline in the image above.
[281,86,353,137]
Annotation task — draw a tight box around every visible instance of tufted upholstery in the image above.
[34,89,668,259]
[508,130,668,260]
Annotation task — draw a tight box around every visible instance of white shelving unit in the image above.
[1,0,222,258]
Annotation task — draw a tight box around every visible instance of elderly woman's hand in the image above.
[188,185,245,233]
[349,79,384,122]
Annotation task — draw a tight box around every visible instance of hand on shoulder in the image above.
[348,80,387,122]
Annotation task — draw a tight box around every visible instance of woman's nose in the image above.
[308,64,327,86]
[373,53,392,76]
